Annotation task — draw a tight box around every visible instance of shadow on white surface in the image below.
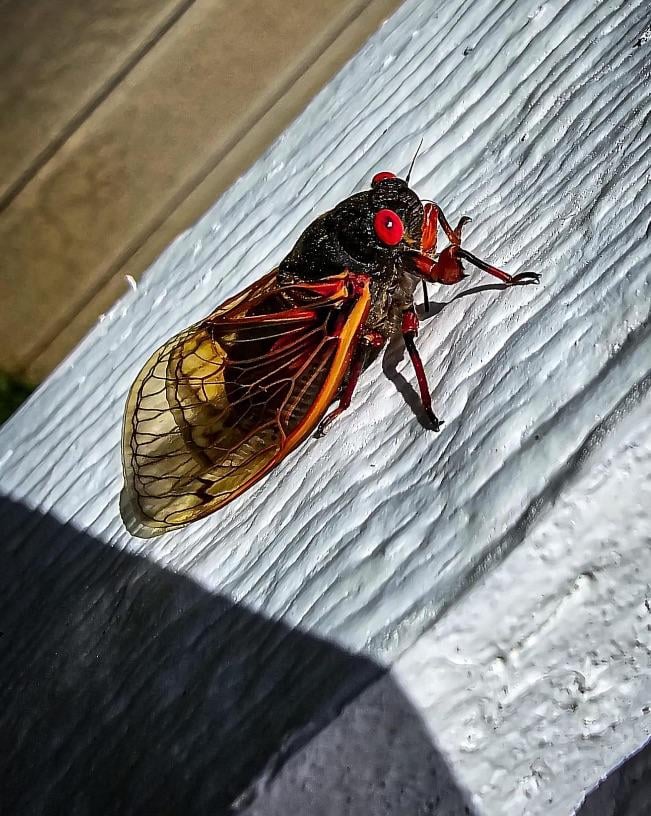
[574,737,651,816]
[0,496,474,815]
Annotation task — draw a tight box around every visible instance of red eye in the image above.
[371,171,396,186]
[373,208,404,246]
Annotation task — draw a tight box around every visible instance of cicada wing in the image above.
[121,271,370,536]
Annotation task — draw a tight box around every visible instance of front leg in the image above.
[421,202,472,254]
[406,245,540,287]
[421,201,492,312]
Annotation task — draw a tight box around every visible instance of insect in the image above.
[121,166,539,536]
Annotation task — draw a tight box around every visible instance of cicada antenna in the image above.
[405,138,427,309]
[405,138,424,185]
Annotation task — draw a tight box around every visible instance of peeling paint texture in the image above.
[1,0,649,814]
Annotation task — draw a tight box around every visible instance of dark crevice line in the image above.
[17,0,388,377]
[0,0,198,215]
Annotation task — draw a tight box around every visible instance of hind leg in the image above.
[401,309,443,431]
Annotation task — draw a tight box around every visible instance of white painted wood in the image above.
[391,390,651,815]
[238,389,651,816]
[1,0,649,812]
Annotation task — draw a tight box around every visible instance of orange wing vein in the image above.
[121,270,370,536]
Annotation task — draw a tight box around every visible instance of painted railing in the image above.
[1,0,649,813]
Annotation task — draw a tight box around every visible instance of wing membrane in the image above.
[121,271,369,535]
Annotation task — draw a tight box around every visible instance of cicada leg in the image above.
[420,203,473,310]
[401,309,443,431]
[406,245,540,287]
[421,203,439,254]
[421,202,472,255]
[316,331,385,436]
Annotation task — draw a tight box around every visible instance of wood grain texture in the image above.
[237,382,651,816]
[0,0,649,812]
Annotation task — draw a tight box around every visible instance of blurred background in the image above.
[0,0,402,421]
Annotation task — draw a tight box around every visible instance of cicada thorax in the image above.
[274,179,426,384]
[278,179,424,286]
[365,267,421,343]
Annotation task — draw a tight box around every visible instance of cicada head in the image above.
[279,173,424,282]
[367,172,424,251]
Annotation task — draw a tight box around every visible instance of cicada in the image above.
[121,169,539,536]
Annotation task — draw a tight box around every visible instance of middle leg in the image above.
[316,331,385,436]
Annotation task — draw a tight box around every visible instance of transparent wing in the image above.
[121,271,370,536]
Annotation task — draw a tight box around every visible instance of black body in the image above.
[278,177,424,343]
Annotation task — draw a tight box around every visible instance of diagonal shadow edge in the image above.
[0,496,474,816]
[573,736,651,816]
